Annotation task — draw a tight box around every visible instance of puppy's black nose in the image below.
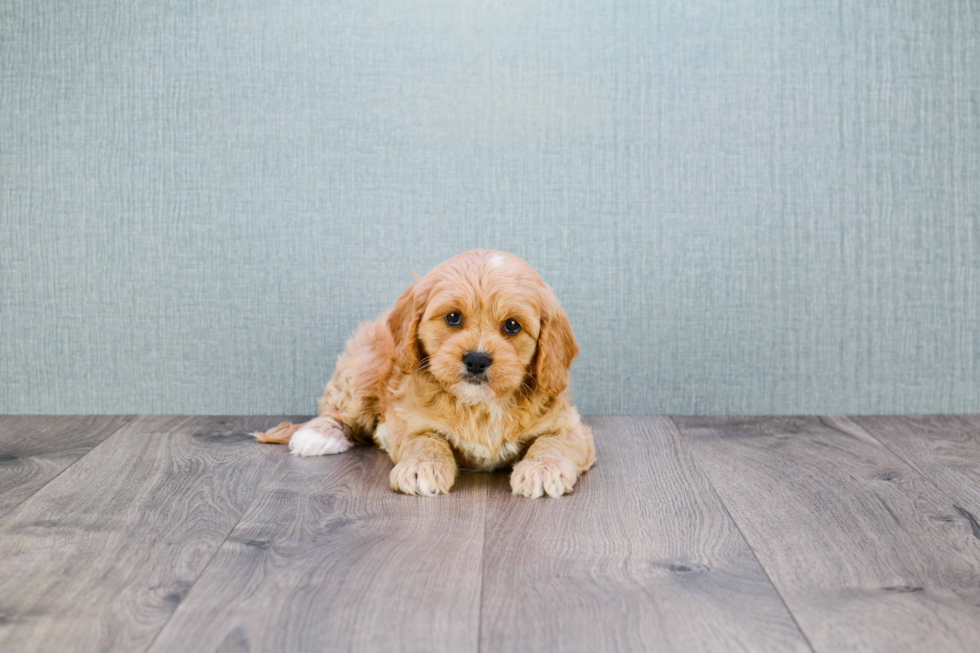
[463,351,493,375]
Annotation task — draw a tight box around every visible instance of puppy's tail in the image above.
[253,421,302,444]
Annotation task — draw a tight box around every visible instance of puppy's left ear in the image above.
[533,299,578,397]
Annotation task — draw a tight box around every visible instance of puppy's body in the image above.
[256,250,595,497]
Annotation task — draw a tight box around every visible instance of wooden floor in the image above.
[1,416,979,652]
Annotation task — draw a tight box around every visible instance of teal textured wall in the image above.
[2,0,978,415]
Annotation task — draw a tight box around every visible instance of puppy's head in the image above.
[387,250,578,403]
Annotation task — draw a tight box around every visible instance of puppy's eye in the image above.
[445,312,463,327]
[503,319,521,335]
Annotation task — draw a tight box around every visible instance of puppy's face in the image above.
[419,273,540,403]
[388,251,578,403]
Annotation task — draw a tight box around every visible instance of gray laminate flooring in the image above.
[1,415,978,652]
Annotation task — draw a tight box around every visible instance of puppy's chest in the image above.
[443,406,528,471]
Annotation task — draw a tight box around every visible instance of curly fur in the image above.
[255,250,595,497]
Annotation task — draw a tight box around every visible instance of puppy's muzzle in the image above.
[462,351,492,382]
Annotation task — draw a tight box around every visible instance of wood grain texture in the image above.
[147,445,488,653]
[674,416,980,653]
[0,415,134,521]
[853,415,980,517]
[0,416,289,653]
[480,416,811,653]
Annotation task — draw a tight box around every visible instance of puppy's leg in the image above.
[253,416,353,455]
[387,433,457,496]
[287,415,355,456]
[511,425,596,498]
[253,318,392,452]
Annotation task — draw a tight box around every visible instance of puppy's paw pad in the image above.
[510,457,578,498]
[390,457,456,496]
[288,426,353,457]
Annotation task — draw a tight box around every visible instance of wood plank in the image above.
[853,415,980,517]
[480,416,811,653]
[0,415,291,653]
[0,415,134,521]
[147,445,488,653]
[674,416,980,653]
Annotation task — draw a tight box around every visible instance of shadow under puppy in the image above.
[255,249,595,497]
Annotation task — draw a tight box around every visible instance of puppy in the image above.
[255,250,595,497]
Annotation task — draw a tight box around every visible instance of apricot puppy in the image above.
[255,249,595,497]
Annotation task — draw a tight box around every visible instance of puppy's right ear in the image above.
[387,282,427,373]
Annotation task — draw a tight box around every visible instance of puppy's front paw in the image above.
[510,457,578,498]
[390,457,456,496]
[289,424,353,457]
